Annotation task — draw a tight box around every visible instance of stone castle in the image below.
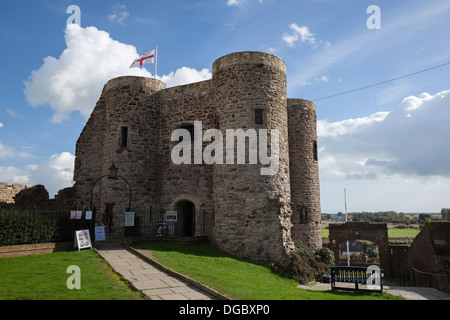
[73,51,321,266]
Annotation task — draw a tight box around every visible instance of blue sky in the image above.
[1,0,450,213]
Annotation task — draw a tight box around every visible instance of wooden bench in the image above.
[330,266,384,292]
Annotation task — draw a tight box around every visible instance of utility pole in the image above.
[345,188,350,266]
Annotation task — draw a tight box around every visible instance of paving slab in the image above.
[297,281,450,300]
[94,240,219,300]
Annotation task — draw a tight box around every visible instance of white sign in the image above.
[75,229,92,251]
[125,212,135,227]
[165,211,178,222]
[94,225,106,241]
[85,211,92,220]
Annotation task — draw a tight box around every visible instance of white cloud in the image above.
[318,111,389,138]
[24,24,211,123]
[282,23,329,49]
[315,75,330,83]
[227,0,263,7]
[158,67,211,88]
[6,108,24,119]
[318,89,450,212]
[0,152,75,198]
[319,89,450,179]
[0,141,32,159]
[25,152,75,197]
[108,3,129,25]
[227,0,240,5]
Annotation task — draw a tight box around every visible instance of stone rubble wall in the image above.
[211,52,295,265]
[287,99,322,249]
[0,183,32,204]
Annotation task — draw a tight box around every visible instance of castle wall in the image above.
[98,77,165,234]
[159,81,215,239]
[211,52,294,265]
[287,99,322,249]
[0,183,29,203]
[73,91,106,207]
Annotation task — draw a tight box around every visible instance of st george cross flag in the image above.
[130,49,155,68]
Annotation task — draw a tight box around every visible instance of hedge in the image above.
[0,209,90,246]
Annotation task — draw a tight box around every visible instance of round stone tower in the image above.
[97,76,165,234]
[287,99,321,249]
[212,52,294,266]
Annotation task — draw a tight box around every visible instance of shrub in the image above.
[0,209,90,246]
[282,241,330,284]
[315,247,335,266]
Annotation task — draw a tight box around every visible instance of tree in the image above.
[442,208,450,221]
[419,213,431,223]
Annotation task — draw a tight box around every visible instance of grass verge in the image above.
[0,249,146,300]
[131,241,402,300]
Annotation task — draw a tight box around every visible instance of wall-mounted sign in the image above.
[165,211,178,222]
[125,212,135,227]
[75,229,92,251]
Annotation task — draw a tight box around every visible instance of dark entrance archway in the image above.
[329,222,391,277]
[176,200,195,237]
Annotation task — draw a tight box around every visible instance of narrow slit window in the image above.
[119,127,128,147]
[300,207,308,224]
[313,141,318,162]
[255,109,264,125]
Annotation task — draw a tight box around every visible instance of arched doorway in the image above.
[176,200,195,237]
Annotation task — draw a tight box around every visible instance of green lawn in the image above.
[0,249,145,300]
[131,241,402,300]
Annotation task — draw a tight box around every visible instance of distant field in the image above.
[321,227,420,238]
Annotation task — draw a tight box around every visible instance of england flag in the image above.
[130,49,155,68]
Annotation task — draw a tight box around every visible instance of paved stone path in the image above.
[94,240,217,300]
[297,281,450,300]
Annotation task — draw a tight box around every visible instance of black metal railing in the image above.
[399,267,450,293]
[124,207,207,239]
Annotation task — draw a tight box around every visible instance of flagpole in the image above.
[154,45,158,79]
[344,187,350,266]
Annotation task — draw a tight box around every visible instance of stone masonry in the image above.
[72,51,321,267]
[0,183,32,204]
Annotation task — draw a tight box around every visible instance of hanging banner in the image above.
[75,229,92,251]
[125,212,135,227]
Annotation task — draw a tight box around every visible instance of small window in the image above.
[119,127,128,147]
[300,207,308,224]
[255,109,264,125]
[313,141,318,162]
